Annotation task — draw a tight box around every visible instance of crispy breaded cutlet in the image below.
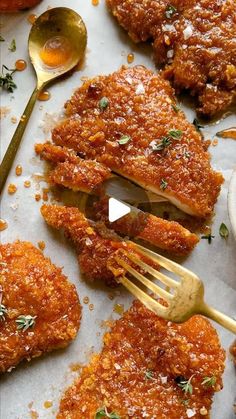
[107,0,236,116]
[57,300,225,419]
[35,143,199,255]
[49,66,223,217]
[0,241,81,373]
[92,197,199,255]
[41,204,159,286]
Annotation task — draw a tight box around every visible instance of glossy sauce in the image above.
[28,14,37,25]
[15,60,27,71]
[40,36,72,68]
[127,53,134,64]
[38,91,51,101]
[216,127,236,140]
[0,219,8,231]
[15,165,22,176]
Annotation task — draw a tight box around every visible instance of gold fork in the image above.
[115,243,236,334]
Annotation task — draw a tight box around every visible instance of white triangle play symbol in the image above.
[108,197,131,222]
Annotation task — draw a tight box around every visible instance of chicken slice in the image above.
[35,143,111,194]
[41,204,157,287]
[0,241,81,373]
[57,299,225,419]
[92,197,199,255]
[51,66,223,217]
[107,0,236,116]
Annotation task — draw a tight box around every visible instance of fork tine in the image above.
[115,256,173,301]
[119,276,167,316]
[134,243,190,276]
[125,252,179,289]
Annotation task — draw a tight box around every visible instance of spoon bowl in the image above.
[29,7,87,86]
[0,7,87,193]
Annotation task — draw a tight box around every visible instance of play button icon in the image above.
[108,197,131,222]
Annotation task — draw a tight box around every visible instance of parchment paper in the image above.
[0,1,236,418]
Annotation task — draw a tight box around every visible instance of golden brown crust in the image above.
[107,0,236,116]
[0,241,81,373]
[92,197,199,255]
[57,300,225,419]
[35,143,111,194]
[51,66,223,217]
[0,0,41,11]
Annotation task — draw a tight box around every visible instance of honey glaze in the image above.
[28,14,37,25]
[40,36,72,68]
[0,219,8,231]
[15,60,27,71]
[216,127,236,140]
[38,91,51,101]
[127,53,134,64]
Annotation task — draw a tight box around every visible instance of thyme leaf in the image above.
[8,39,16,52]
[145,370,154,380]
[193,118,204,132]
[99,97,109,110]
[177,375,194,395]
[160,179,168,190]
[201,376,216,387]
[0,65,17,93]
[168,129,182,139]
[165,5,177,19]
[95,406,120,419]
[219,222,229,239]
[118,134,131,145]
[0,304,7,321]
[16,314,37,332]
[171,103,180,113]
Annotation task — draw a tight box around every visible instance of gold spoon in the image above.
[0,7,87,193]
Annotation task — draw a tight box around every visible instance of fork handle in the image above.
[200,303,236,334]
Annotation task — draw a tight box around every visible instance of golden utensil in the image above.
[0,7,87,193]
[115,243,236,334]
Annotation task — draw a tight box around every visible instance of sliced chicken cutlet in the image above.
[35,143,199,255]
[92,197,199,255]
[0,241,81,373]
[41,204,158,287]
[57,299,225,419]
[51,66,223,217]
[107,0,236,116]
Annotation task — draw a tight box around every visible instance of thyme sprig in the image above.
[16,315,37,332]
[95,406,120,419]
[177,375,194,395]
[151,129,182,152]
[201,376,216,387]
[0,65,17,93]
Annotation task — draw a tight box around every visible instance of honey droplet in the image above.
[15,165,22,176]
[42,188,49,201]
[38,241,45,251]
[127,53,134,64]
[38,91,51,101]
[216,127,236,140]
[28,14,37,25]
[35,193,41,202]
[8,183,17,195]
[92,0,99,5]
[15,59,27,71]
[11,116,17,124]
[113,303,124,315]
[24,180,31,188]
[212,138,218,147]
[40,36,72,68]
[83,296,89,304]
[89,303,94,311]
[44,400,53,409]
[0,219,8,231]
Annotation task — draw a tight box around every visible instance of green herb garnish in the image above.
[8,39,16,52]
[193,118,204,132]
[219,222,229,239]
[0,65,17,93]
[0,304,7,321]
[95,406,120,419]
[171,103,180,113]
[0,35,5,42]
[177,376,194,395]
[201,233,215,244]
[160,179,168,190]
[168,129,182,139]
[99,97,109,110]
[145,370,154,380]
[184,150,191,159]
[180,399,190,406]
[165,5,177,19]
[118,135,131,145]
[201,376,216,387]
[16,315,37,332]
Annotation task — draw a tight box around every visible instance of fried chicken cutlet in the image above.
[107,0,236,116]
[0,241,81,373]
[35,143,199,255]
[50,66,223,217]
[57,300,225,419]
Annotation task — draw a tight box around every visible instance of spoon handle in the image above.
[0,86,40,194]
